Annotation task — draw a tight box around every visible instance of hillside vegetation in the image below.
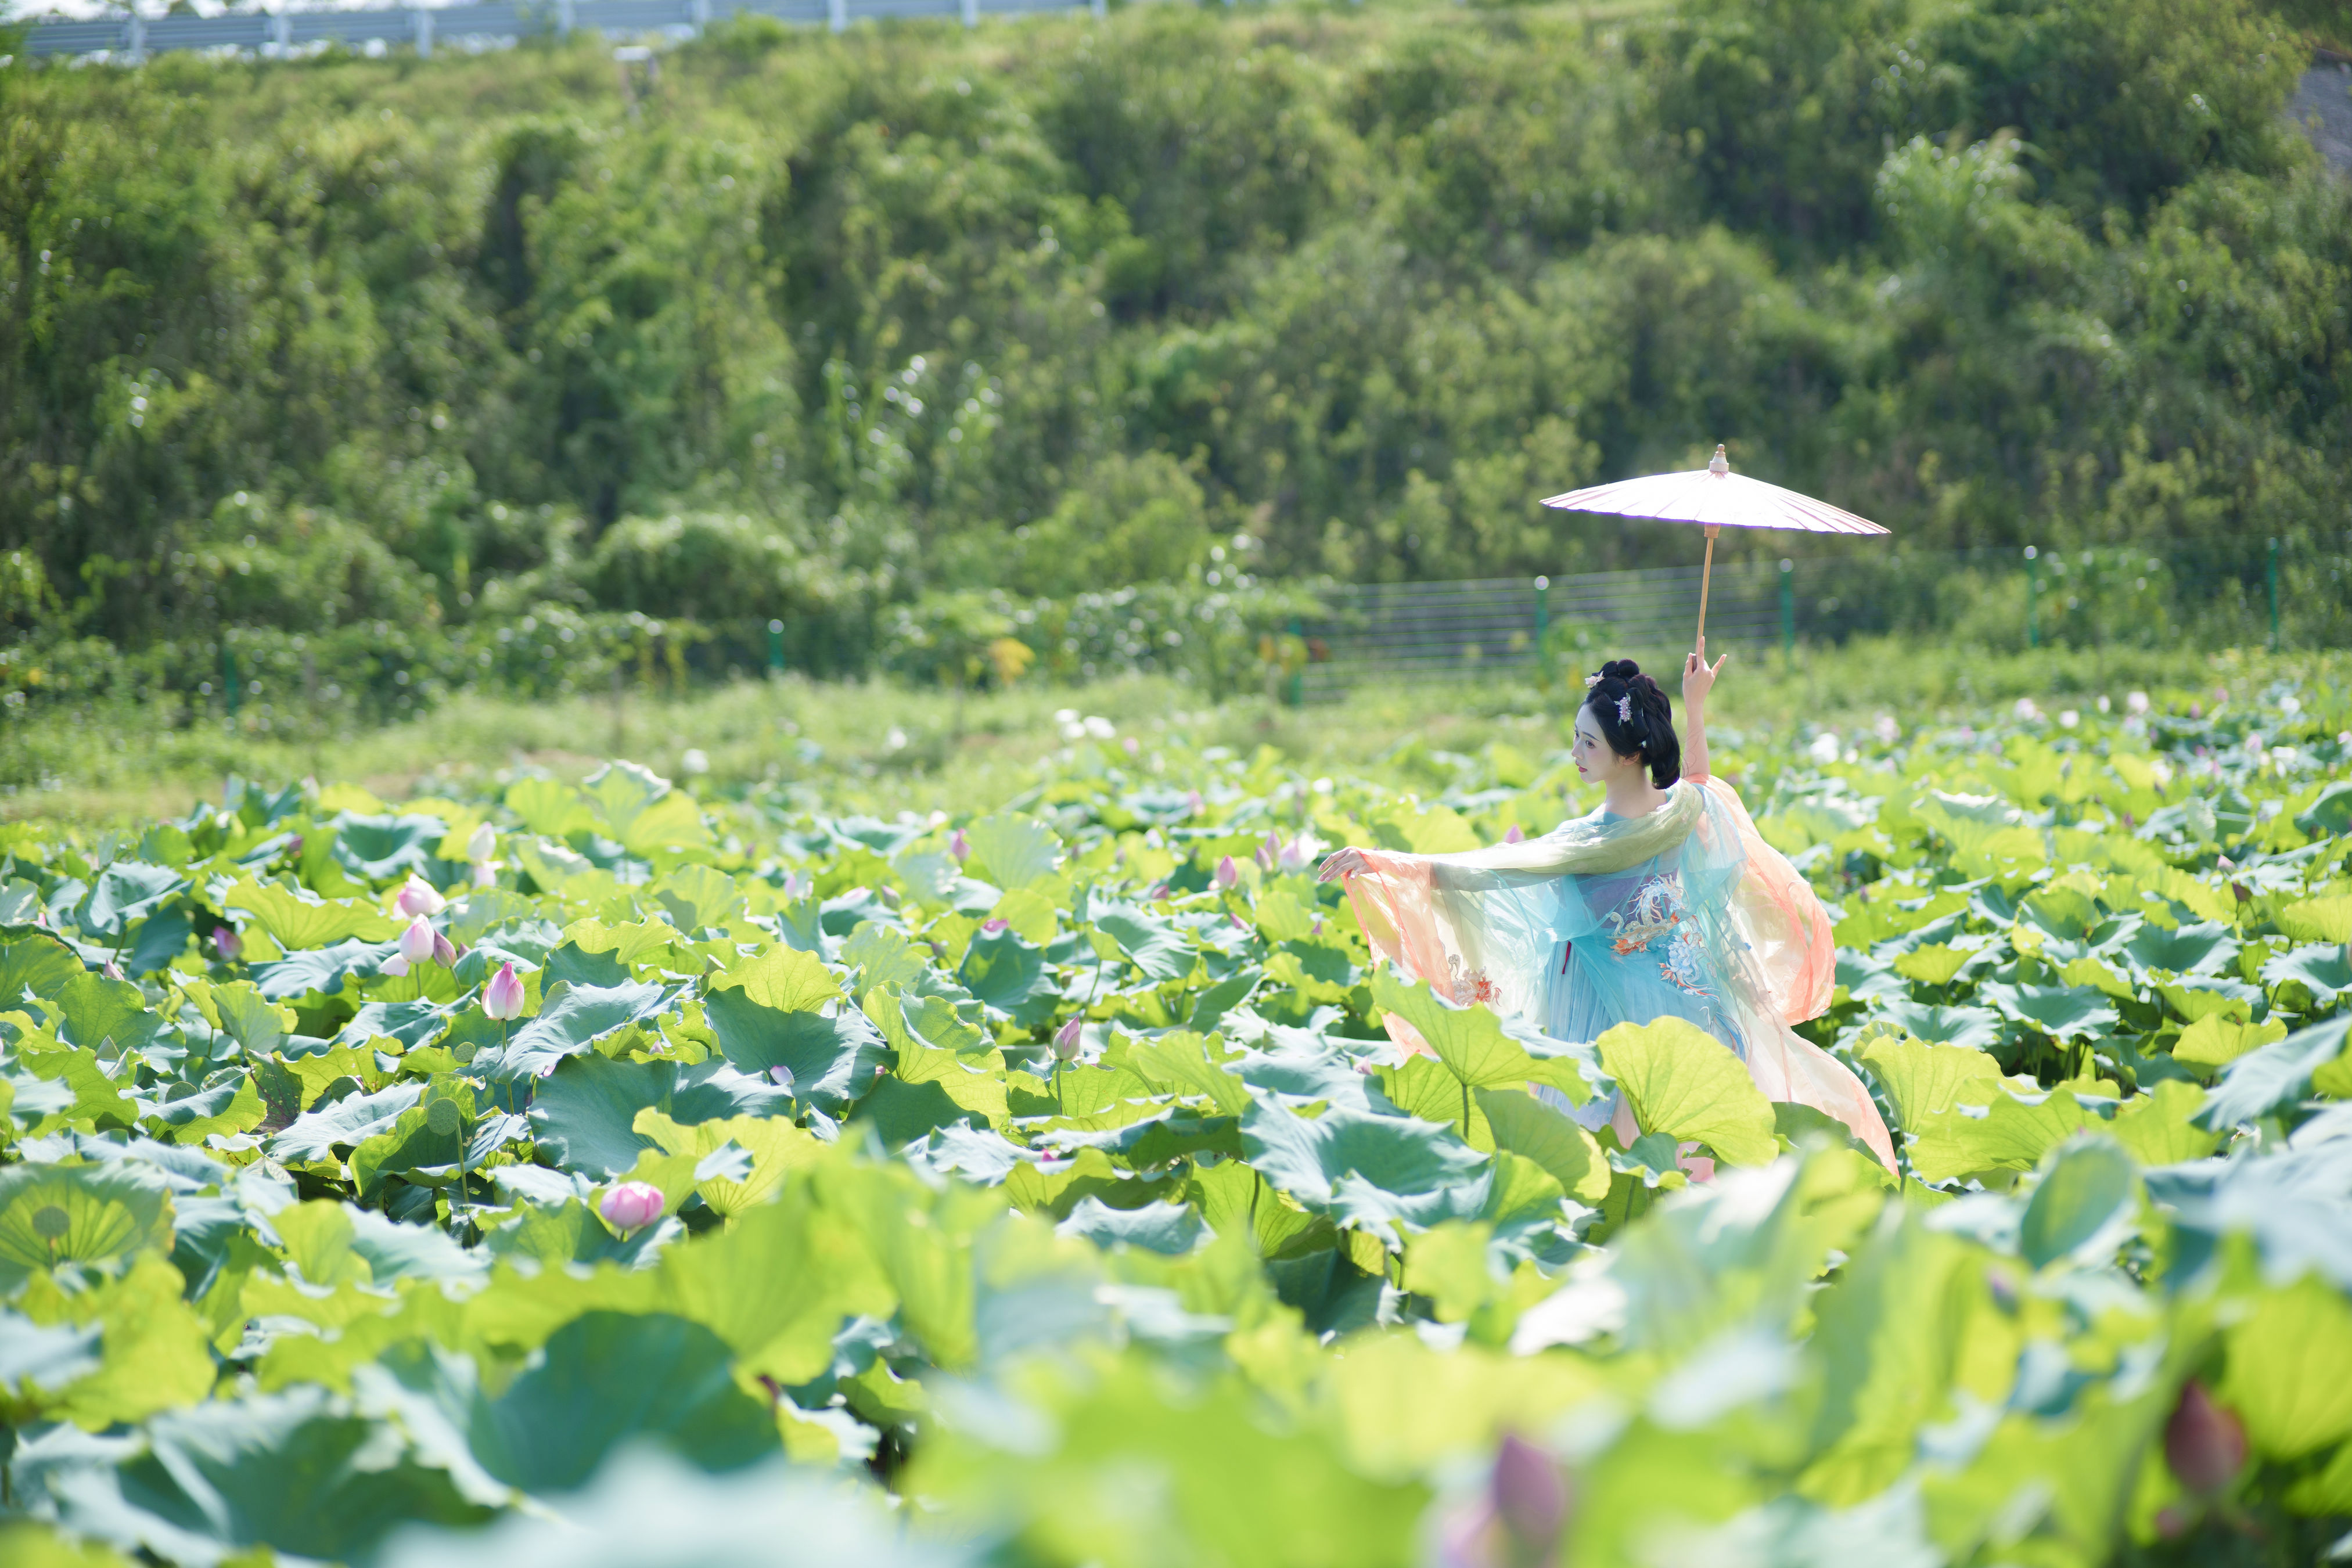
[0,0,2345,691]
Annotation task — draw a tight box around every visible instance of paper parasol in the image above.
[1540,444,1888,648]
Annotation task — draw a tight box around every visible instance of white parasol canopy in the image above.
[1540,444,1888,645]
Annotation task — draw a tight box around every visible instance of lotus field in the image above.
[1,687,2350,1567]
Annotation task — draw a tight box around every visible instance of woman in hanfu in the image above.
[1319,646,1894,1170]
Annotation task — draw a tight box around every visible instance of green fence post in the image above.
[1287,616,1305,707]
[1533,576,1550,683]
[2024,545,2040,649]
[2267,538,2280,653]
[222,644,239,718]
[1778,558,1794,668]
[767,617,786,677]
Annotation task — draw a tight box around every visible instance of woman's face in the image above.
[1572,703,1641,785]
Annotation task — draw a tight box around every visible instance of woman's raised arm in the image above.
[1681,638,1728,782]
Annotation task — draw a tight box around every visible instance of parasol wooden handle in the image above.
[1696,524,1721,649]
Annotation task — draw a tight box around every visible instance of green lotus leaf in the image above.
[961,814,1062,891]
[530,1055,792,1178]
[1089,901,1195,983]
[1241,1099,1493,1246]
[81,861,186,938]
[956,926,1057,1026]
[1596,1017,1778,1167]
[1475,1087,1610,1203]
[2017,1137,2137,1271]
[1908,1083,2103,1184]
[48,1387,488,1559]
[2198,1015,2352,1129]
[0,934,85,1005]
[2219,1274,2352,1460]
[1977,981,2117,1041]
[490,979,681,1082]
[12,1257,215,1429]
[0,1162,176,1292]
[1056,1196,1208,1256]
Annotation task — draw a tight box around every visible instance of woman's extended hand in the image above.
[1317,847,1372,883]
[1683,637,1728,707]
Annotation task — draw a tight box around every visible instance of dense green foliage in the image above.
[2,0,2345,693]
[0,683,2349,1562]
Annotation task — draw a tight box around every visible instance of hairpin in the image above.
[1583,674,1602,689]
[1616,693,1634,722]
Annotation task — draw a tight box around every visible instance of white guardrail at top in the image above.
[17,0,1103,59]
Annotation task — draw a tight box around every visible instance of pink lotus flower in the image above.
[483,961,526,1021]
[950,829,970,862]
[471,862,499,890]
[102,959,124,982]
[1440,1433,1570,1568]
[395,875,446,918]
[211,926,242,962]
[433,933,460,967]
[398,915,437,965]
[1492,1433,1569,1546]
[1504,824,1526,844]
[1184,789,1204,817]
[2165,1381,2247,1495]
[599,1180,665,1234]
[465,822,497,864]
[1256,832,1282,871]
[1053,1016,1084,1062]
[981,918,1009,935]
[380,955,411,977]
[1215,855,1240,890]
[1276,832,1322,872]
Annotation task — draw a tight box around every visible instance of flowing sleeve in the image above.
[1343,846,1563,1024]
[1699,775,1835,1024]
[1689,777,1896,1170]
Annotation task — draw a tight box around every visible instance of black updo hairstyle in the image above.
[1580,659,1682,790]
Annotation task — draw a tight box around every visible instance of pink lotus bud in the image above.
[1123,736,1139,757]
[950,828,970,862]
[1185,789,1204,817]
[483,961,526,1021]
[1053,1016,1084,1062]
[285,835,304,857]
[599,1180,666,1233]
[1256,832,1282,871]
[1215,855,1240,890]
[211,926,242,962]
[1504,824,1526,844]
[398,915,437,965]
[981,918,1008,935]
[395,875,446,918]
[433,933,459,967]
[472,861,499,889]
[464,822,496,864]
[1491,1433,1569,1552]
[1277,832,1319,872]
[2164,1381,2247,1495]
[102,959,124,981]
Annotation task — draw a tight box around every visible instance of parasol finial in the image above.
[1708,444,1729,477]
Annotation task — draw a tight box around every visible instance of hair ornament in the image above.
[1616,693,1634,722]
[1583,674,1603,689]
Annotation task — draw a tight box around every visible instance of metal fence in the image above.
[1289,537,2352,700]
[17,0,1101,60]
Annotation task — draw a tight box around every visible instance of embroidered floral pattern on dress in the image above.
[1446,955,1501,1009]
[1601,873,1685,957]
[1660,924,1711,994]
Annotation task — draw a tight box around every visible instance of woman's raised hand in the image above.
[1683,637,1728,706]
[1317,847,1372,883]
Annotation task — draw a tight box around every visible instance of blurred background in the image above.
[1,0,2348,801]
